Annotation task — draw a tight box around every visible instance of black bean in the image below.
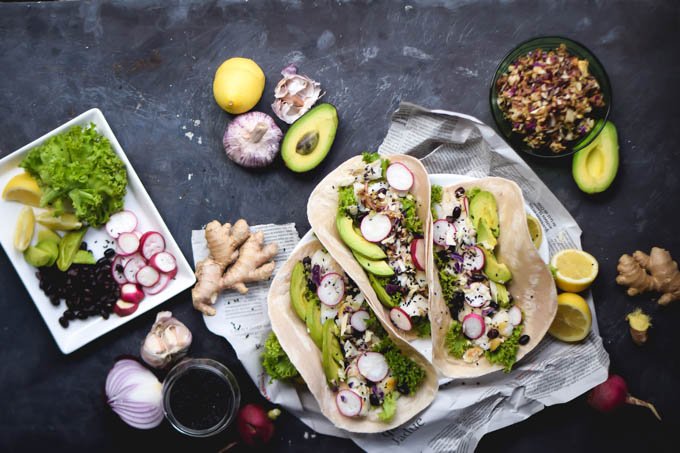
[369,393,383,406]
[79,241,88,251]
[77,311,88,320]
[64,310,75,321]
[104,248,116,258]
[59,317,69,328]
[397,382,410,395]
[49,296,60,306]
[101,310,110,320]
[451,206,462,220]
[455,187,465,197]
[518,335,530,345]
[489,301,500,310]
[487,329,499,339]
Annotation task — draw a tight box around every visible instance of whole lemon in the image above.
[213,57,265,114]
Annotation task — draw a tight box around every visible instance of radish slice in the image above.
[140,232,166,260]
[136,266,160,287]
[113,299,139,317]
[385,162,414,191]
[357,352,389,382]
[106,211,138,239]
[463,246,485,272]
[120,283,145,304]
[123,254,147,284]
[144,274,170,295]
[360,214,392,243]
[508,305,522,326]
[317,273,345,306]
[462,313,485,339]
[116,232,140,256]
[111,256,128,285]
[389,307,413,331]
[465,282,491,308]
[134,231,142,239]
[462,196,469,215]
[410,238,426,271]
[149,251,177,277]
[336,389,363,417]
[432,220,456,246]
[350,310,370,332]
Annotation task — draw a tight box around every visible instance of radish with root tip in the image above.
[385,162,414,191]
[390,307,413,331]
[123,255,147,284]
[111,256,128,285]
[410,238,426,271]
[106,211,138,239]
[120,283,145,304]
[463,246,485,272]
[136,266,160,287]
[336,389,363,417]
[317,273,345,306]
[357,352,389,382]
[462,313,485,339]
[144,274,170,296]
[432,220,456,246]
[360,214,392,243]
[149,251,177,278]
[114,299,140,317]
[116,232,140,256]
[350,310,370,332]
[140,232,166,260]
[508,305,522,326]
[587,374,661,420]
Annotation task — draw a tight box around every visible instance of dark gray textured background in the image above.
[1,0,678,451]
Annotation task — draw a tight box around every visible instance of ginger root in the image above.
[626,308,651,346]
[192,219,278,315]
[616,247,680,306]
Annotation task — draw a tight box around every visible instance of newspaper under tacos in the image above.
[267,238,438,433]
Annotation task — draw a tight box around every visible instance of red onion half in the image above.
[105,359,164,429]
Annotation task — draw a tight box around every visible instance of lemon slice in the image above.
[526,215,542,249]
[14,206,35,251]
[2,172,42,207]
[550,248,599,292]
[36,211,82,231]
[549,292,592,342]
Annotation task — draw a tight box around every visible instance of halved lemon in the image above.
[14,206,35,251]
[549,292,592,342]
[36,211,82,231]
[526,215,542,249]
[550,248,599,292]
[2,172,42,207]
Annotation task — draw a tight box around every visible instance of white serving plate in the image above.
[0,108,196,354]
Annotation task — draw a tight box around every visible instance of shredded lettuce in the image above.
[365,309,387,338]
[401,196,423,234]
[445,321,471,359]
[262,331,299,382]
[431,185,442,218]
[378,392,398,422]
[338,186,357,216]
[485,326,522,372]
[362,151,381,163]
[373,338,425,395]
[413,316,431,338]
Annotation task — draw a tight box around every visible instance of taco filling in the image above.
[431,185,529,372]
[286,247,426,421]
[334,152,430,336]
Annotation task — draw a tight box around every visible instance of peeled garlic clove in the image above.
[140,311,193,369]
[271,65,322,124]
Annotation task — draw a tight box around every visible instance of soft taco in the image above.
[428,177,557,378]
[307,153,433,341]
[267,238,438,433]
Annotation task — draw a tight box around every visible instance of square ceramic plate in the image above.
[0,108,196,354]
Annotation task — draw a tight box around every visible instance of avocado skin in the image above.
[352,250,394,277]
[368,273,398,308]
[482,248,512,284]
[336,214,387,260]
[306,298,324,349]
[321,318,344,387]
[290,262,309,321]
[469,191,500,237]
[281,103,338,173]
[572,121,619,194]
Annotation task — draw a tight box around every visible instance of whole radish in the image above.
[587,374,661,420]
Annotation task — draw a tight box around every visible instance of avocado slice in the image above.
[482,248,512,284]
[368,273,398,308]
[352,250,394,277]
[572,121,619,194]
[469,190,499,237]
[336,214,387,260]
[281,103,338,173]
[37,229,61,244]
[490,281,511,308]
[476,218,497,251]
[305,298,324,349]
[290,262,309,321]
[321,318,344,387]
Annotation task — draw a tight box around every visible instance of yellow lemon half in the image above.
[550,248,599,293]
[526,215,542,249]
[14,206,35,252]
[2,172,42,207]
[549,292,592,342]
[213,57,265,114]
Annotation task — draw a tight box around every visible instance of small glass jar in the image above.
[162,358,240,437]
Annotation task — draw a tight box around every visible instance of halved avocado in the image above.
[290,262,309,321]
[476,218,497,251]
[368,273,398,308]
[321,318,344,387]
[281,103,338,173]
[336,214,387,260]
[469,190,499,237]
[352,250,394,277]
[482,248,512,284]
[572,121,619,194]
[305,299,323,349]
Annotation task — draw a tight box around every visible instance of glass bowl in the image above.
[489,36,612,158]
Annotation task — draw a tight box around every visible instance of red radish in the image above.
[140,231,166,260]
[114,299,139,317]
[106,211,138,239]
[123,254,147,283]
[149,251,177,278]
[462,196,469,215]
[508,305,522,326]
[587,374,661,420]
[360,214,392,243]
[317,273,345,306]
[111,256,128,285]
[120,283,145,304]
[350,310,370,332]
[410,238,426,271]
[336,389,363,417]
[116,232,140,256]
[390,307,413,331]
[357,352,389,382]
[385,162,414,191]
[462,313,485,339]
[136,266,160,287]
[463,246,485,272]
[237,404,275,446]
[432,219,456,246]
[144,273,170,296]
[134,231,142,239]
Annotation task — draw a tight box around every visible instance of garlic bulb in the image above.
[140,311,192,369]
[223,111,283,168]
[271,65,322,124]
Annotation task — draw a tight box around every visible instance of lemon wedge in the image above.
[36,211,82,231]
[14,206,35,251]
[526,215,542,249]
[213,57,265,114]
[2,172,42,207]
[550,248,599,292]
[549,292,592,342]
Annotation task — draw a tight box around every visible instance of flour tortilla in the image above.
[429,177,558,378]
[267,239,438,433]
[307,155,432,342]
